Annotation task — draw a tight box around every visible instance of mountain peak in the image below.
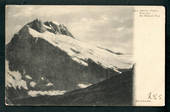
[27,19,46,33]
[45,21,60,26]
[44,21,74,38]
[26,19,74,38]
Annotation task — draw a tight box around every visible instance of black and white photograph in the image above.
[5,6,164,106]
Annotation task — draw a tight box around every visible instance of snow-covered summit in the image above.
[14,19,133,71]
[25,20,133,70]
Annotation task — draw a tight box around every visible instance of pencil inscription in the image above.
[148,92,162,100]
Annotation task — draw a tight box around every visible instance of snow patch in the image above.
[28,90,66,97]
[25,75,32,80]
[30,81,36,87]
[43,24,52,29]
[72,57,88,66]
[5,60,28,90]
[78,83,92,88]
[41,77,44,80]
[113,68,122,74]
[46,82,53,87]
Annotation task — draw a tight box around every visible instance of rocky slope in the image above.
[10,67,133,106]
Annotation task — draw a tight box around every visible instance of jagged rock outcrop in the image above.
[27,19,47,33]
[26,19,74,37]
[44,21,74,37]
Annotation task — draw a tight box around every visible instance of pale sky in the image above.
[6,5,134,54]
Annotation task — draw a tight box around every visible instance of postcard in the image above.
[5,5,165,106]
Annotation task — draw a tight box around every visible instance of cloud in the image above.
[6,6,134,54]
[12,7,33,17]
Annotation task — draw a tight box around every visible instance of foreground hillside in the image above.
[10,67,133,106]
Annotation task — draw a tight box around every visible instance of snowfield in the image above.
[28,23,133,71]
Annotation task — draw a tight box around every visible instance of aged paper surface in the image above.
[133,6,165,106]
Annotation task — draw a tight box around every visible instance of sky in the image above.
[6,5,134,54]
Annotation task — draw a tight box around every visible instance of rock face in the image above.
[5,19,133,105]
[27,19,47,33]
[44,21,74,37]
[27,19,74,37]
